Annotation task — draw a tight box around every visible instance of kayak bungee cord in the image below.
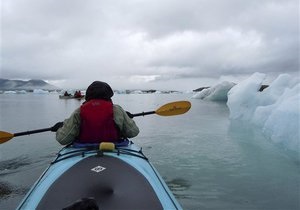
[52,144,149,164]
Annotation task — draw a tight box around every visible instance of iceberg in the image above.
[33,89,49,94]
[227,72,300,152]
[3,91,17,94]
[192,81,235,101]
[16,90,27,94]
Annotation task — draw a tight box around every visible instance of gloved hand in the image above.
[51,122,64,132]
[126,111,134,119]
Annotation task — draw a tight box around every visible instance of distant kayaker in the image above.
[51,81,139,145]
[64,91,71,96]
[74,90,82,98]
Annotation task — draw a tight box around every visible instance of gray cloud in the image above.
[1,0,299,90]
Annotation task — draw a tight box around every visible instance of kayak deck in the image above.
[17,143,182,210]
[37,155,163,210]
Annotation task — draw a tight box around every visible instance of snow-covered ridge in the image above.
[0,78,58,91]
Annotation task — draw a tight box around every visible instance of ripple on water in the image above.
[0,181,28,199]
[165,178,196,199]
[0,156,31,176]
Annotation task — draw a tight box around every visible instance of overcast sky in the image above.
[1,0,299,90]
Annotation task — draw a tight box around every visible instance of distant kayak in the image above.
[17,141,182,210]
[59,95,84,99]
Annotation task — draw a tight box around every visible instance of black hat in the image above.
[85,81,114,101]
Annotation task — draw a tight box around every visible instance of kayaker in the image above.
[51,81,139,145]
[64,91,71,96]
[74,90,82,98]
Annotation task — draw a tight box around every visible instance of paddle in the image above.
[0,128,53,144]
[131,100,191,117]
[0,100,191,144]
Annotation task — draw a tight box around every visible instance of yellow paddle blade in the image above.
[155,101,191,116]
[0,131,14,144]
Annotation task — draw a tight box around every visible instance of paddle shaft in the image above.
[14,127,52,137]
[131,111,155,117]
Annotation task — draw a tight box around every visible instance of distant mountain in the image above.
[0,78,58,90]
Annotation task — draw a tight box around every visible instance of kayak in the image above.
[0,100,190,209]
[17,140,182,210]
[59,95,84,99]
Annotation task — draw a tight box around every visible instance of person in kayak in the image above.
[74,90,82,98]
[64,91,71,96]
[51,81,139,145]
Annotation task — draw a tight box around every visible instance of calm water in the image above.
[0,93,299,210]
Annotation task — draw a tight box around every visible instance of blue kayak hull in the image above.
[17,142,182,210]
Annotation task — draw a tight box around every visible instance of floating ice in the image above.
[192,81,236,101]
[33,89,49,94]
[16,90,27,94]
[227,72,300,152]
[3,91,17,94]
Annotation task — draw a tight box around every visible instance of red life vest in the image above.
[77,99,120,143]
